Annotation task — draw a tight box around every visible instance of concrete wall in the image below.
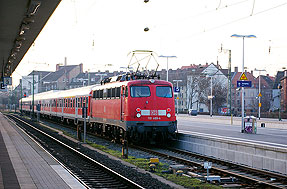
[172,133,287,175]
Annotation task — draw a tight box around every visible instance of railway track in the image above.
[134,145,287,188]
[6,114,144,189]
[9,113,287,188]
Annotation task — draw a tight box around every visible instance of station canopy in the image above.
[0,0,61,81]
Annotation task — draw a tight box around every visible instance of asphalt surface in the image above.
[177,114,287,147]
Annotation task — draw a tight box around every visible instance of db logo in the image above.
[150,110,158,116]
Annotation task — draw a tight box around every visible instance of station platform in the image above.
[0,112,84,189]
[175,114,287,175]
[177,114,287,147]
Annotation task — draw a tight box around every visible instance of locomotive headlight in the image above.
[167,113,171,118]
[136,113,141,118]
[136,108,141,112]
[167,108,171,112]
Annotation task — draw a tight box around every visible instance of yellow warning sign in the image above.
[239,73,248,80]
[259,103,262,107]
[258,92,262,97]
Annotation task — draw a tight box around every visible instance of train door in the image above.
[75,97,78,119]
[120,86,125,121]
[61,99,64,118]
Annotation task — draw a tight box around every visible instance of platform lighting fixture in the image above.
[27,1,41,16]
[23,17,35,24]
[231,34,256,133]
[159,55,177,81]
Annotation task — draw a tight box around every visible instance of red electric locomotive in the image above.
[90,76,177,142]
[20,74,177,142]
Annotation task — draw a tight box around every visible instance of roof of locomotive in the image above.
[91,79,172,91]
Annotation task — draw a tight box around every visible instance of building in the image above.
[271,71,285,112]
[280,70,287,112]
[42,63,83,91]
[186,63,228,113]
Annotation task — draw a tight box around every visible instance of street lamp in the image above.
[278,84,282,121]
[173,79,182,115]
[254,68,266,120]
[231,34,256,133]
[207,76,214,117]
[159,55,177,82]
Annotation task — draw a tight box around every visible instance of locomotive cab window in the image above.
[156,86,172,98]
[130,86,150,97]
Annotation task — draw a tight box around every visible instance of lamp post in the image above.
[159,55,177,82]
[20,79,23,115]
[254,68,266,120]
[231,34,256,133]
[210,76,213,117]
[278,84,282,121]
[32,71,35,119]
[173,79,182,114]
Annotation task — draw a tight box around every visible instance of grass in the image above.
[87,141,220,188]
[25,121,220,189]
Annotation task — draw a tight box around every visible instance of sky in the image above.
[12,0,287,86]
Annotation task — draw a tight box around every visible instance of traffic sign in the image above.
[204,162,212,169]
[174,87,180,93]
[3,77,12,85]
[0,83,7,92]
[0,83,5,89]
[237,81,252,87]
[258,92,262,97]
[239,73,248,80]
[259,103,262,107]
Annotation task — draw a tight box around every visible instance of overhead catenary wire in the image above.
[180,1,287,40]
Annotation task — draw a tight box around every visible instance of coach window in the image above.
[103,89,107,99]
[70,98,73,108]
[107,88,111,98]
[130,86,150,97]
[116,87,120,98]
[112,88,116,98]
[125,86,128,97]
[156,86,172,98]
[99,90,103,99]
[86,97,88,105]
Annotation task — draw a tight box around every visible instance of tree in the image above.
[201,77,227,114]
[212,80,227,113]
[187,74,209,110]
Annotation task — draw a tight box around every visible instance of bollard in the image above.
[122,140,128,159]
[176,170,183,176]
[149,164,156,172]
[77,125,82,141]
